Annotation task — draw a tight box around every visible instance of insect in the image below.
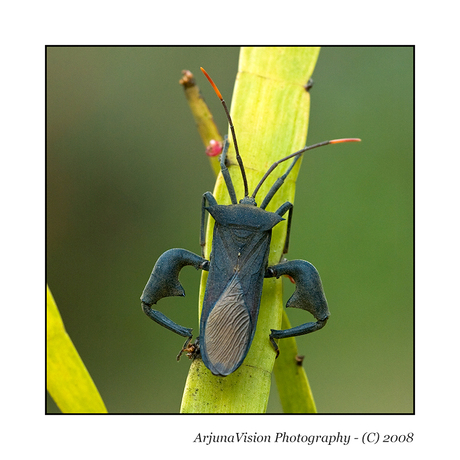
[141,67,360,376]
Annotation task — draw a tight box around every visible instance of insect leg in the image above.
[141,248,209,337]
[259,155,301,209]
[265,260,329,354]
[201,191,218,258]
[274,201,294,255]
[219,135,238,205]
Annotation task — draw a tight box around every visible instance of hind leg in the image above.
[141,248,209,338]
[265,259,329,356]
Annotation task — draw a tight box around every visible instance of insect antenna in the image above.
[254,138,361,208]
[200,67,249,198]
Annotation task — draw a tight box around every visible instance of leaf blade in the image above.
[47,285,107,413]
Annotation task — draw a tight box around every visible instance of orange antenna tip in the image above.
[329,138,361,144]
[200,67,223,100]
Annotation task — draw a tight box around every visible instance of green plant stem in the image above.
[180,47,320,413]
[179,69,223,176]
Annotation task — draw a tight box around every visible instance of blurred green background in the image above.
[46,46,413,413]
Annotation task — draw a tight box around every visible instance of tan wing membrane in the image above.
[204,274,251,375]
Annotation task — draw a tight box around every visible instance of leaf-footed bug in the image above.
[141,68,360,376]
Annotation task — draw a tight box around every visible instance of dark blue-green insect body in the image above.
[141,68,360,376]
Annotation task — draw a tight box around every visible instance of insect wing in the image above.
[202,273,252,376]
[200,223,272,375]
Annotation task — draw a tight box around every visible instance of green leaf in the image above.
[47,285,107,413]
[180,47,320,413]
